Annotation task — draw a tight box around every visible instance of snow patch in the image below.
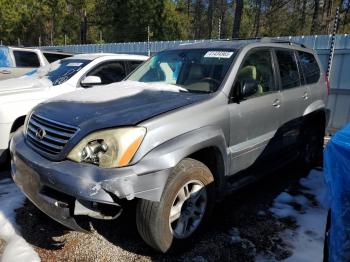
[228,227,242,243]
[275,192,294,204]
[267,170,327,262]
[0,178,40,262]
[50,80,188,103]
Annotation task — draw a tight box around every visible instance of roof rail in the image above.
[260,37,306,48]
[222,37,307,48]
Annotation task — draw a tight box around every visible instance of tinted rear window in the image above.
[298,51,320,84]
[43,52,72,63]
[13,51,40,67]
[275,50,301,89]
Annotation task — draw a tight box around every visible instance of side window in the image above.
[275,50,301,89]
[87,61,126,85]
[235,49,276,99]
[13,51,40,67]
[128,60,143,72]
[298,51,320,84]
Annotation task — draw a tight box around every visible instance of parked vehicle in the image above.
[11,40,329,252]
[0,53,148,163]
[324,123,350,262]
[0,46,72,81]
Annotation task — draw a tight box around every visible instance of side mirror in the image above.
[81,76,102,87]
[241,79,258,98]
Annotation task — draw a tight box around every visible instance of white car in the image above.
[0,53,148,163]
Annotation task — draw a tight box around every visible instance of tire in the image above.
[136,158,215,253]
[300,122,325,168]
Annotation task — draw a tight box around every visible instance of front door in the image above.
[228,49,283,175]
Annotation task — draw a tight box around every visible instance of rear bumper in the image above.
[10,130,171,231]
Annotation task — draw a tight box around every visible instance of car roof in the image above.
[165,39,311,52]
[3,46,72,55]
[172,41,245,51]
[67,53,149,61]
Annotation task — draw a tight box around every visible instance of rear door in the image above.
[297,51,323,106]
[274,49,309,153]
[228,48,283,175]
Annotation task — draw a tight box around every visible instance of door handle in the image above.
[272,99,281,108]
[302,92,309,100]
[0,70,11,74]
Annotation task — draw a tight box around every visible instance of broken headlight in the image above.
[67,127,146,168]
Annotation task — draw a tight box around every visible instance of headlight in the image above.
[23,112,33,136]
[67,127,146,168]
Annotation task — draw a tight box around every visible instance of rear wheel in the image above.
[136,158,215,253]
[300,122,325,168]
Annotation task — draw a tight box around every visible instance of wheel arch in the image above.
[302,108,327,131]
[10,115,26,134]
[137,126,230,196]
[187,146,226,192]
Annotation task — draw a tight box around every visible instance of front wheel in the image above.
[136,158,215,253]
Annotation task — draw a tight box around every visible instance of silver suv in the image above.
[11,39,329,253]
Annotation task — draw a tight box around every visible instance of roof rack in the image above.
[260,37,306,48]
[219,37,307,48]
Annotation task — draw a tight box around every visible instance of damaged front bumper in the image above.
[10,131,171,232]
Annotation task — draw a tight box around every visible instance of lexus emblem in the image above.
[35,128,46,140]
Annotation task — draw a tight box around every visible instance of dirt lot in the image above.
[0,162,319,262]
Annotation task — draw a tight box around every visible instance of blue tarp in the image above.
[0,46,12,67]
[324,123,350,261]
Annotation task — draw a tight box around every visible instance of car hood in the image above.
[34,81,210,131]
[0,76,51,94]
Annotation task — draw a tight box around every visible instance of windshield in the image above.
[127,49,236,93]
[26,59,90,86]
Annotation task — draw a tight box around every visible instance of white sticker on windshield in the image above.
[204,51,234,58]
[67,62,83,67]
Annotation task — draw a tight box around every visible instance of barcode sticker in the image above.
[204,51,234,58]
[66,63,83,67]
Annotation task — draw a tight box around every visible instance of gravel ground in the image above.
[1,162,315,262]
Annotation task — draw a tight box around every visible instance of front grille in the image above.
[26,114,79,156]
